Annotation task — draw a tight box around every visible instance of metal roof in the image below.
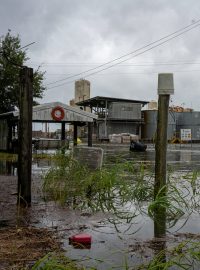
[0,102,97,123]
[76,96,149,108]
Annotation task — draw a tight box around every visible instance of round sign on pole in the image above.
[51,106,65,121]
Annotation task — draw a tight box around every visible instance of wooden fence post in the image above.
[18,66,33,206]
[154,73,174,198]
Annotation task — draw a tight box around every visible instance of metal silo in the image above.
[142,110,176,141]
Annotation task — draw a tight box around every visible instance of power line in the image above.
[0,41,36,68]
[20,41,36,50]
[28,60,200,66]
[46,22,200,90]
[46,19,200,87]
[44,62,200,76]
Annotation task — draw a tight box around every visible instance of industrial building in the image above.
[76,96,148,141]
[76,96,200,143]
[141,109,200,142]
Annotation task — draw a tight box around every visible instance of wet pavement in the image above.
[1,143,200,269]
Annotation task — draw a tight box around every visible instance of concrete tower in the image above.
[75,79,90,105]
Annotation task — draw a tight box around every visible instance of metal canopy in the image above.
[32,102,97,123]
[0,102,97,123]
[76,96,149,108]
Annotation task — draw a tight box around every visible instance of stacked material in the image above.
[130,134,139,142]
[109,134,122,143]
[109,133,139,144]
[121,134,130,143]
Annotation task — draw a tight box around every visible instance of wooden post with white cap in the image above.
[154,73,174,199]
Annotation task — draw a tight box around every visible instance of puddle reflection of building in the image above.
[33,158,52,168]
[180,151,192,162]
[0,160,17,176]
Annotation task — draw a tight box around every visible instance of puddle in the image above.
[0,160,17,175]
[1,144,200,269]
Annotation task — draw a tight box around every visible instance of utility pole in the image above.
[18,66,33,206]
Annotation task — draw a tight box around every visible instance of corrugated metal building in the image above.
[76,96,148,141]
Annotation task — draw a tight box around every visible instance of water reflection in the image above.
[1,145,200,269]
[153,208,167,266]
[0,158,52,176]
[0,160,17,175]
[1,144,200,176]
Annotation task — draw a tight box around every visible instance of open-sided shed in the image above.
[0,102,97,151]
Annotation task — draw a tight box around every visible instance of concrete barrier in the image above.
[73,147,103,170]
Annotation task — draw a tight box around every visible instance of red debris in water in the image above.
[69,233,92,244]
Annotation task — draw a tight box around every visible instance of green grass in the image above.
[0,152,17,161]
[32,253,95,270]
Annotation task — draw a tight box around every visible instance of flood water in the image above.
[1,143,200,269]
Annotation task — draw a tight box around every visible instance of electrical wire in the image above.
[43,62,200,76]
[27,60,200,66]
[46,22,200,90]
[45,19,200,88]
[0,41,36,68]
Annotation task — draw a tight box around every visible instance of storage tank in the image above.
[142,110,176,141]
[175,112,200,141]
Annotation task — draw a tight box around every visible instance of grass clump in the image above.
[138,240,200,270]
[42,152,146,221]
[32,252,95,270]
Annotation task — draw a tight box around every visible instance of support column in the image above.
[88,122,92,147]
[104,100,108,138]
[7,121,12,152]
[61,122,65,140]
[73,123,77,146]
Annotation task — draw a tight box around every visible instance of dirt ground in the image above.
[0,175,62,270]
[0,226,61,270]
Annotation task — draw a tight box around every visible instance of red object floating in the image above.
[69,233,92,244]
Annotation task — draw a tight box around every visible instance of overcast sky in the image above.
[1,0,200,110]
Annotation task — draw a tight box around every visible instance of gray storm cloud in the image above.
[1,0,200,110]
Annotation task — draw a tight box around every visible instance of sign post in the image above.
[180,129,192,141]
[180,128,192,148]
